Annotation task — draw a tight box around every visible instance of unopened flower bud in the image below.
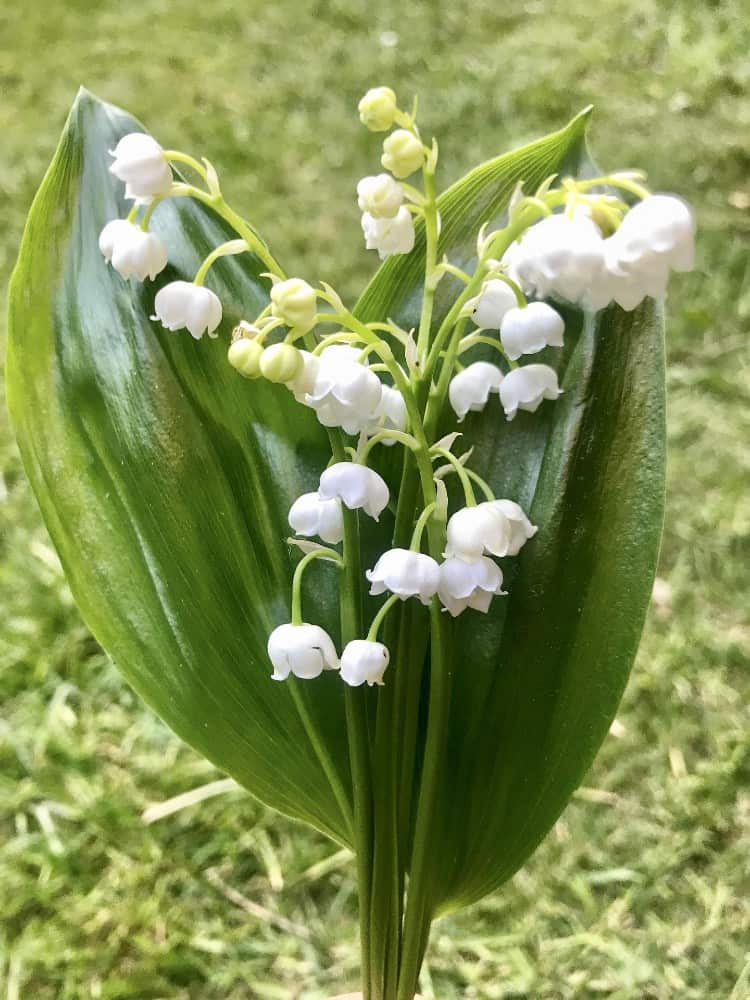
[358,86,398,132]
[381,129,425,179]
[152,281,222,339]
[227,337,264,378]
[498,364,562,420]
[109,133,173,200]
[357,173,404,218]
[340,639,390,687]
[260,343,304,384]
[270,278,317,332]
[500,302,565,361]
[267,623,339,681]
[366,548,440,605]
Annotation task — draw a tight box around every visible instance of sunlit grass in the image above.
[1,1,748,996]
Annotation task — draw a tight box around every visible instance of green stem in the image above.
[431,448,476,506]
[367,594,401,643]
[415,167,439,365]
[287,678,354,841]
[329,431,375,1000]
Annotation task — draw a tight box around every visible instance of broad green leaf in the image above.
[356,117,665,913]
[6,89,357,845]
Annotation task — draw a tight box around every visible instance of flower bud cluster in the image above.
[356,87,426,259]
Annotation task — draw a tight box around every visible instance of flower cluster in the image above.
[97,87,694,690]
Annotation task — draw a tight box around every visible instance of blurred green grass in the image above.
[1,0,749,996]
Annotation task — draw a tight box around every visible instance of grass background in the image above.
[1,0,749,996]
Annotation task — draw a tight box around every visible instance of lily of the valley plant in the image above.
[7,85,693,998]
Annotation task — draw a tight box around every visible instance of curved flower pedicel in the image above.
[54,85,696,1000]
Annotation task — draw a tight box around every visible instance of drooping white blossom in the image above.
[364,385,408,442]
[305,345,383,434]
[267,623,339,681]
[603,194,695,310]
[437,556,507,616]
[366,548,440,605]
[358,87,398,132]
[288,492,344,544]
[357,174,404,218]
[109,133,173,200]
[98,219,168,281]
[487,500,537,556]
[381,129,425,179]
[444,504,511,562]
[471,279,518,330]
[318,462,390,520]
[448,362,504,421]
[152,281,222,339]
[340,639,390,687]
[270,277,317,332]
[287,350,321,403]
[361,206,415,259]
[500,302,565,361]
[509,214,613,311]
[498,364,561,420]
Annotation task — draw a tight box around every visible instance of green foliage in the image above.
[1,1,748,997]
[7,84,666,961]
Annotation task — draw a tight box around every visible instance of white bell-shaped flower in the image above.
[500,302,565,361]
[438,556,507,616]
[288,492,344,544]
[109,133,173,200]
[357,174,404,218]
[444,503,511,562]
[361,206,415,259]
[365,385,408,442]
[340,639,390,687]
[318,462,390,520]
[448,362,504,421]
[99,220,168,281]
[488,500,537,556]
[607,194,695,274]
[498,364,561,420]
[287,350,321,403]
[366,548,440,605]
[510,214,613,311]
[267,623,339,681]
[152,281,223,339]
[305,344,383,435]
[603,194,695,311]
[471,279,518,330]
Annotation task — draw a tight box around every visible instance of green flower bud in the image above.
[358,87,398,132]
[270,277,317,332]
[260,343,304,384]
[227,336,264,379]
[381,129,425,179]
